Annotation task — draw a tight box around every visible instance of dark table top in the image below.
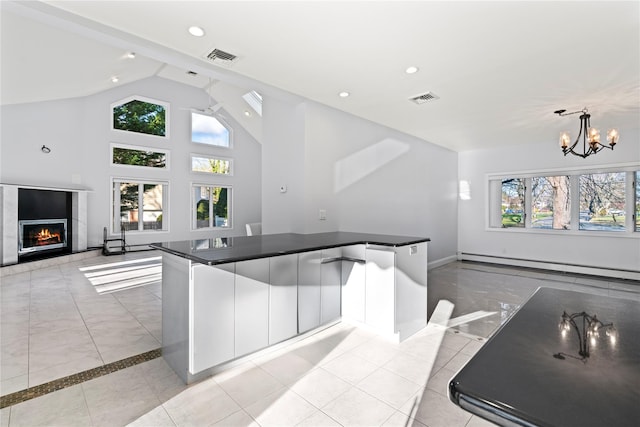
[449,287,640,427]
[150,231,430,265]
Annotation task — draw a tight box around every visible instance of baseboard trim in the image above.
[428,255,458,271]
[459,253,640,281]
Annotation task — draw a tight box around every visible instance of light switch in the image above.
[319,209,327,220]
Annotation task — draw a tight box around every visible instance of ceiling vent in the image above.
[205,48,239,67]
[409,92,440,105]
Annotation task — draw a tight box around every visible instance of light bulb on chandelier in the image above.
[554,108,619,158]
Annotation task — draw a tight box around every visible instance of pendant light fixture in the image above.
[555,108,619,158]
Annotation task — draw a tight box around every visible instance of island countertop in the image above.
[150,231,430,265]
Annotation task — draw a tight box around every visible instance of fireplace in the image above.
[19,219,68,254]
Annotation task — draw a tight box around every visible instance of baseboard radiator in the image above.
[459,252,640,282]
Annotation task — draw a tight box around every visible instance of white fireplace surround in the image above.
[0,183,89,266]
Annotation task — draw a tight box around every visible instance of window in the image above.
[579,172,625,232]
[112,96,168,137]
[192,184,231,229]
[531,176,570,230]
[111,144,168,169]
[191,112,231,147]
[112,179,167,233]
[501,178,525,228]
[191,155,232,175]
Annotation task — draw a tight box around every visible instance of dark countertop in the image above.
[150,231,430,265]
[449,287,640,427]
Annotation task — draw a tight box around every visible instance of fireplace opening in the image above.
[19,219,68,254]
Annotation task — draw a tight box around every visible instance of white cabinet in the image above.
[191,263,235,374]
[364,243,428,341]
[235,258,270,357]
[365,247,396,335]
[298,250,322,332]
[340,245,366,322]
[321,248,342,323]
[269,254,298,344]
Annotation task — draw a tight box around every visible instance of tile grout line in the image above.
[0,349,161,409]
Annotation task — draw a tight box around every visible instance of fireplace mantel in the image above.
[1,184,90,266]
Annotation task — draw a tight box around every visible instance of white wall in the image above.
[458,129,640,275]
[1,76,262,249]
[261,98,459,266]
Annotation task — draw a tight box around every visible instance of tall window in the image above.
[113,180,167,233]
[531,176,570,230]
[191,112,231,148]
[579,172,625,232]
[501,178,525,228]
[193,184,231,229]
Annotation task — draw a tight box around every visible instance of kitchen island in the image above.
[151,232,430,384]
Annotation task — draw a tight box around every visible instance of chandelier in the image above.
[554,108,620,158]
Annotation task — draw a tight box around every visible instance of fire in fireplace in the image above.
[19,219,68,254]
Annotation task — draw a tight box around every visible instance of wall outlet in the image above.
[319,209,327,220]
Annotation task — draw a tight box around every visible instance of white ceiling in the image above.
[2,1,639,152]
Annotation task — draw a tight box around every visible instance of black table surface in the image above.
[150,231,430,265]
[449,287,640,427]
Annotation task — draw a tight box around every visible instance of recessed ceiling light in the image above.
[339,91,350,98]
[405,66,419,74]
[111,76,119,83]
[244,110,252,117]
[126,52,136,59]
[188,26,205,37]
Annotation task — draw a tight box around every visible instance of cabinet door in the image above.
[235,258,270,357]
[269,254,298,344]
[298,250,321,333]
[320,248,342,323]
[191,263,235,374]
[340,245,366,322]
[365,247,396,335]
[395,242,428,341]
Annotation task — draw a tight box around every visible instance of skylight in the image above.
[242,90,262,117]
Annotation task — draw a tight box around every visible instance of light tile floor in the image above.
[1,253,638,426]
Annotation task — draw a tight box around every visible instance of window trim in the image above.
[190,112,233,149]
[111,177,169,235]
[485,162,640,238]
[110,142,170,170]
[111,95,170,139]
[190,182,233,231]
[190,153,233,176]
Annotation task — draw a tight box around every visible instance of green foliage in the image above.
[113,147,166,168]
[113,99,166,136]
[196,199,209,221]
[214,188,228,219]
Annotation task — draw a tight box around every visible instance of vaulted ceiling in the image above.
[2,1,639,152]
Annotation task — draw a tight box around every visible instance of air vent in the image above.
[206,48,238,64]
[409,92,440,104]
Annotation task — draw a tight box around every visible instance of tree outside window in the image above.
[114,180,166,233]
[531,176,570,230]
[579,172,625,231]
[113,99,167,137]
[501,178,525,227]
[193,185,230,229]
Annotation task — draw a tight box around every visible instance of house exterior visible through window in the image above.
[193,184,231,229]
[112,179,168,233]
[501,178,525,228]
[191,112,231,148]
[488,168,638,234]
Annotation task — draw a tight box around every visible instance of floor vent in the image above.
[410,92,440,104]
[206,48,239,66]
